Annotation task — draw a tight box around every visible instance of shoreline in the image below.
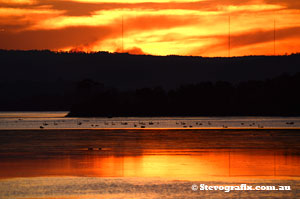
[1,127,300,131]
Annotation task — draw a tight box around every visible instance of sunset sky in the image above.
[0,0,299,56]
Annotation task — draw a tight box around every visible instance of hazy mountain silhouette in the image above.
[0,49,299,113]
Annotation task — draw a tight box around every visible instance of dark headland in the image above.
[0,50,300,116]
[67,72,300,117]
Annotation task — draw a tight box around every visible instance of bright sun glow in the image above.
[0,0,299,56]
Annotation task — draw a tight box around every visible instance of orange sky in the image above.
[0,0,299,56]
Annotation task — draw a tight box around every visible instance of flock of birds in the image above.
[35,120,296,129]
[5,118,296,152]
[8,118,296,129]
[39,120,158,129]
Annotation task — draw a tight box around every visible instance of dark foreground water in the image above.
[0,129,300,199]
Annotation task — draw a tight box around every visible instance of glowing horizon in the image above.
[0,0,299,56]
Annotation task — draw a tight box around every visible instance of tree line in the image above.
[68,72,300,117]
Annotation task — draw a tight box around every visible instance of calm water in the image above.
[0,111,299,129]
[0,112,300,198]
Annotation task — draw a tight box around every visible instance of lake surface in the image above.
[0,111,299,129]
[0,112,300,198]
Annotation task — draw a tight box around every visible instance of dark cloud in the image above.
[231,26,300,48]
[264,0,300,9]
[0,25,114,50]
[191,26,300,55]
[0,0,264,17]
[0,0,295,18]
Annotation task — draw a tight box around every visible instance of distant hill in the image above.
[67,72,300,117]
[0,50,300,111]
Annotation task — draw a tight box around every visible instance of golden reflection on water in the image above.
[0,150,299,180]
